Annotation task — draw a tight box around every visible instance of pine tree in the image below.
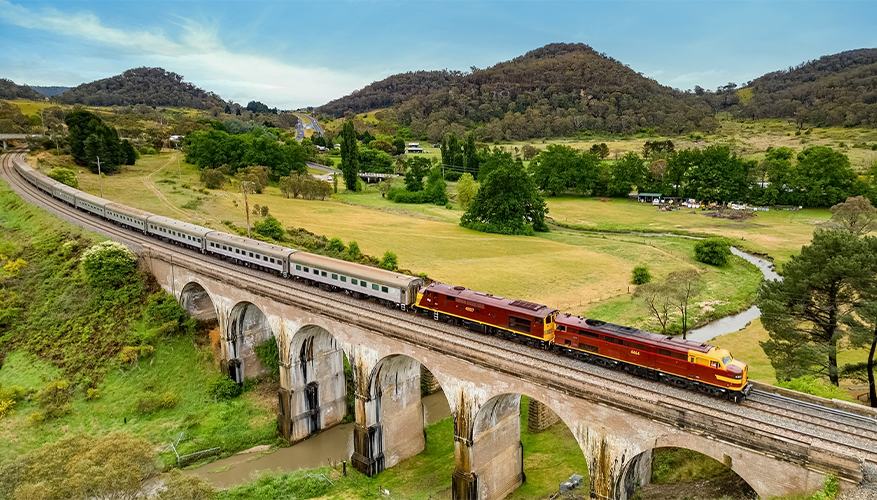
[340,121,359,191]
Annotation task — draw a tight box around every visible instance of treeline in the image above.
[0,100,34,134]
[55,67,227,110]
[735,49,877,128]
[317,70,462,117]
[0,79,44,100]
[183,128,308,179]
[323,43,717,142]
[528,143,870,207]
[66,111,136,174]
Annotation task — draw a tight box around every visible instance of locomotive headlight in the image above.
[734,375,742,379]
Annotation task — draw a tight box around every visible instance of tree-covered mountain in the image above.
[0,79,44,100]
[737,48,877,127]
[320,43,717,141]
[318,70,460,117]
[28,85,71,98]
[55,67,227,110]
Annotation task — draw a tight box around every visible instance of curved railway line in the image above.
[2,150,876,477]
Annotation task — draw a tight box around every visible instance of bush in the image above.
[632,266,652,285]
[144,292,191,335]
[326,238,346,254]
[0,399,15,420]
[379,251,398,271]
[46,167,79,189]
[0,384,26,403]
[694,238,731,266]
[37,380,71,419]
[86,388,100,400]
[28,411,46,425]
[153,469,214,500]
[777,376,856,402]
[346,241,361,261]
[119,346,141,363]
[208,374,241,400]
[254,215,284,240]
[255,336,280,378]
[80,241,138,288]
[136,395,159,414]
[159,392,179,409]
[387,187,428,203]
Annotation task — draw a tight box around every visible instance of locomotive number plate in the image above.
[465,307,475,312]
[630,350,640,356]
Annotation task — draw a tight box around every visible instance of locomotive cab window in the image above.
[447,296,456,301]
[557,325,566,332]
[535,317,544,324]
[710,360,720,369]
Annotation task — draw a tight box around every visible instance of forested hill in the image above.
[28,85,70,98]
[739,48,877,127]
[321,43,716,141]
[54,67,227,109]
[0,78,44,100]
[317,70,460,117]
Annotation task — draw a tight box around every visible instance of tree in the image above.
[424,167,448,205]
[683,146,752,204]
[200,168,225,189]
[828,196,877,235]
[456,173,478,209]
[589,143,609,159]
[530,144,599,196]
[694,238,731,266]
[359,148,394,173]
[460,156,548,235]
[463,133,480,175]
[521,144,539,160]
[340,121,359,190]
[46,167,78,189]
[393,138,406,155]
[793,146,858,207]
[757,230,877,385]
[847,237,877,406]
[666,269,702,339]
[608,152,647,197]
[634,281,674,334]
[404,156,430,192]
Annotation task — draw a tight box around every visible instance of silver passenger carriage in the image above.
[206,232,296,276]
[289,252,424,308]
[74,191,109,217]
[146,216,214,252]
[105,203,155,233]
[53,183,78,206]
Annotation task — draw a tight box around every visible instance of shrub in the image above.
[255,336,280,378]
[28,411,46,425]
[80,241,138,288]
[327,238,346,254]
[37,380,71,419]
[208,374,241,400]
[139,344,155,358]
[153,469,214,500]
[0,399,15,419]
[0,384,26,403]
[46,167,79,188]
[632,266,652,285]
[159,392,179,409]
[86,388,100,400]
[346,241,362,261]
[777,376,855,402]
[254,216,284,240]
[136,396,159,414]
[379,251,398,271]
[144,292,192,335]
[119,346,140,363]
[694,238,731,266]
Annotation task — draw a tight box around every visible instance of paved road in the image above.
[292,113,324,140]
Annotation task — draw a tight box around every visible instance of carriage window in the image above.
[321,271,327,277]
[341,276,347,282]
[372,284,379,290]
[313,269,319,275]
[235,249,240,254]
[557,325,566,332]
[351,279,358,285]
[332,274,338,280]
[658,349,672,356]
[361,281,367,287]
[270,258,275,263]
[535,317,544,324]
[382,286,388,293]
[296,265,302,270]
[249,252,254,257]
[263,256,268,261]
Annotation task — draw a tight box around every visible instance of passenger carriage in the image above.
[53,183,78,206]
[289,252,423,308]
[74,191,109,217]
[145,216,213,252]
[206,232,295,276]
[105,203,154,233]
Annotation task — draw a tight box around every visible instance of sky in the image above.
[1,0,875,110]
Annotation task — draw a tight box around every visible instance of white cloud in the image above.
[0,0,372,108]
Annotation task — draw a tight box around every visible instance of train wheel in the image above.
[729,392,743,404]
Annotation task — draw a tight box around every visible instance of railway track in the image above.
[3,150,876,472]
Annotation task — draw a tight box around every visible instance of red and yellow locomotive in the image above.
[415,283,751,402]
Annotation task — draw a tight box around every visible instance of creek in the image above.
[188,391,452,488]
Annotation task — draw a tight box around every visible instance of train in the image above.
[12,155,752,402]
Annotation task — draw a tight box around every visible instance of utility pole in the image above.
[178,154,182,180]
[96,156,103,198]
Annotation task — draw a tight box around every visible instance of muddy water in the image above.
[188,391,451,488]
[686,247,780,343]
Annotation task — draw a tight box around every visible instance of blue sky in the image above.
[1,0,875,110]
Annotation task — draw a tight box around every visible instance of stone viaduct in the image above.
[133,244,867,500]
